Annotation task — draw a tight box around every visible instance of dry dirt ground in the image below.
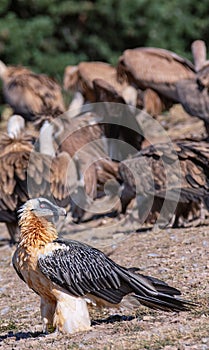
[0,215,209,350]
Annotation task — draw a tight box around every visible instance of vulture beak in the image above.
[52,205,67,222]
[57,206,67,217]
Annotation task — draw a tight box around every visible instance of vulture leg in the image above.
[40,297,56,334]
[136,194,155,225]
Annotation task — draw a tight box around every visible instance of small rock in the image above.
[0,306,10,315]
[147,253,159,257]
[202,338,209,344]
[142,315,154,321]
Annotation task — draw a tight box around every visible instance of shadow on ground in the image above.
[0,330,45,342]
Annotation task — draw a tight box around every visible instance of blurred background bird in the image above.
[0,61,65,126]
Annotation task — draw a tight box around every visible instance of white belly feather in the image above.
[53,290,91,333]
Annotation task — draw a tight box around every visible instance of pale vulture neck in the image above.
[192,40,207,72]
[39,121,56,156]
[7,115,25,138]
[0,60,7,79]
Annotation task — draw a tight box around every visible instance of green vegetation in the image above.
[0,0,209,79]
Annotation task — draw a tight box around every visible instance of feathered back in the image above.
[117,47,195,102]
[119,140,209,225]
[1,63,65,123]
[64,61,128,102]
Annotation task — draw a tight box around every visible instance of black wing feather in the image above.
[38,238,194,310]
[38,239,124,302]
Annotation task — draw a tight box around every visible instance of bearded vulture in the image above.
[13,198,193,334]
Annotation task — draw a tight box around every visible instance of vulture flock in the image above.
[1,39,209,245]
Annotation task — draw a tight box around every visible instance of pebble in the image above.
[0,306,10,315]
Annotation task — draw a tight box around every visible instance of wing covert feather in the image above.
[38,239,123,300]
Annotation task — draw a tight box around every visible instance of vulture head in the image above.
[19,198,67,223]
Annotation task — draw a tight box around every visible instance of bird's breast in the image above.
[14,246,57,301]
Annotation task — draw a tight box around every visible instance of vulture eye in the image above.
[40,203,47,209]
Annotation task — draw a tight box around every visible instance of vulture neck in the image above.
[0,60,7,79]
[7,115,25,139]
[18,210,58,249]
[192,40,207,72]
[39,121,55,156]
